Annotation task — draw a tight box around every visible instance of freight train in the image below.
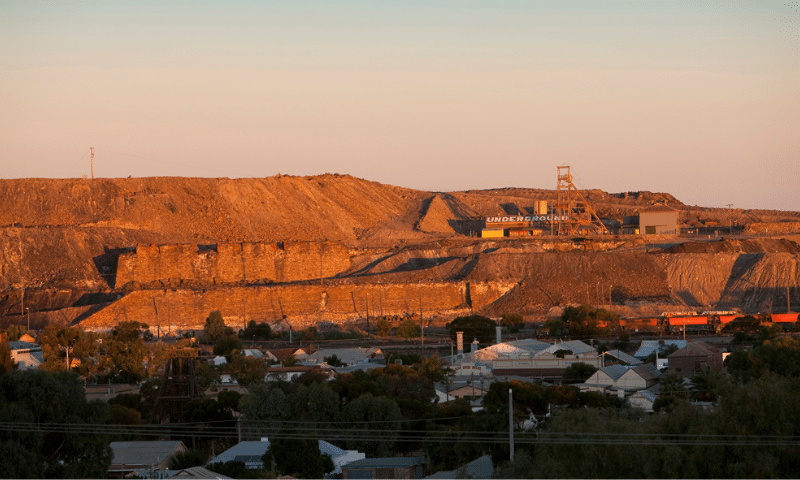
[616,312,799,335]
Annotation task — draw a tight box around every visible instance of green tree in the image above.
[561,304,620,338]
[0,370,113,478]
[214,334,243,357]
[562,362,598,383]
[0,342,13,375]
[227,352,267,385]
[204,311,228,343]
[239,383,290,435]
[544,318,567,337]
[338,393,404,457]
[376,318,392,336]
[446,315,496,345]
[324,354,343,367]
[264,432,333,478]
[501,312,524,330]
[242,320,272,341]
[396,319,421,339]
[170,449,208,470]
[101,321,148,382]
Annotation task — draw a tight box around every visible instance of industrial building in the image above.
[639,203,679,235]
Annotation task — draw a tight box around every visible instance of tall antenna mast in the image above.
[90,147,95,180]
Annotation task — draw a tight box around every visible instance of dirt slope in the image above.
[2,175,800,324]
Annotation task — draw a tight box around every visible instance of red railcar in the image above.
[667,315,709,326]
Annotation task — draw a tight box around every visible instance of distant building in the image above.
[668,341,723,377]
[107,441,187,478]
[342,456,426,479]
[8,341,44,370]
[639,204,679,235]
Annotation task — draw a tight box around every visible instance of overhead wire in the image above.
[1,421,799,446]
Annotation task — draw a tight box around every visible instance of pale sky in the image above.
[2,1,798,211]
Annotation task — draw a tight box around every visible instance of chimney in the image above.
[472,338,480,354]
[496,325,502,345]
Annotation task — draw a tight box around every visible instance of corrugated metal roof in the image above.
[344,456,424,469]
[633,340,687,359]
[641,204,677,213]
[426,455,493,479]
[600,364,632,381]
[540,340,594,356]
[604,349,642,365]
[110,441,185,466]
[670,341,718,358]
[631,363,662,381]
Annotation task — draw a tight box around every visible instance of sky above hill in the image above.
[1,1,799,211]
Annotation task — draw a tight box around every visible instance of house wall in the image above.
[669,353,722,376]
[615,371,650,390]
[584,371,615,387]
[639,211,678,235]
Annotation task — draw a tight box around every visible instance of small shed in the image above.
[639,204,679,235]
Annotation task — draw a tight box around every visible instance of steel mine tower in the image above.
[554,165,609,235]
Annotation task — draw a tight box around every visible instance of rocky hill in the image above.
[1,175,799,331]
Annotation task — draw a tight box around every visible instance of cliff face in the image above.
[2,175,800,330]
[78,281,517,331]
[116,241,351,287]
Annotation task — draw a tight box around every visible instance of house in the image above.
[668,341,723,377]
[470,338,550,362]
[342,456,426,479]
[580,364,631,393]
[135,466,232,479]
[85,383,139,402]
[211,356,227,366]
[265,365,336,382]
[615,363,662,391]
[8,341,44,370]
[266,348,309,364]
[209,438,364,476]
[302,347,383,366]
[19,333,36,342]
[602,349,642,366]
[242,349,263,359]
[627,384,661,412]
[451,361,492,378]
[633,340,687,361]
[426,455,493,479]
[445,381,490,400]
[169,466,232,479]
[107,441,187,478]
[491,350,602,379]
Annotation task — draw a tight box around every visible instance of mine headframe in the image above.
[554,165,609,235]
[152,347,201,425]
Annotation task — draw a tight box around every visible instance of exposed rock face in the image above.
[116,241,351,287]
[1,175,800,330]
[79,281,517,331]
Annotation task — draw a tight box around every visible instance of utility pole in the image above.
[90,147,95,180]
[509,388,515,462]
[26,308,30,332]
